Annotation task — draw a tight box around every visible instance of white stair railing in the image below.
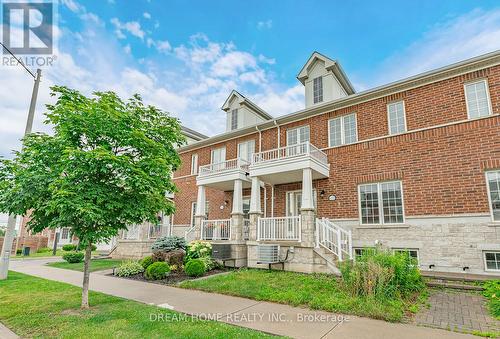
[315,218,352,261]
[257,216,301,241]
[184,225,197,242]
[201,219,231,240]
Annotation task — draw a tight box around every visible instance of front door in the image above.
[286,190,317,216]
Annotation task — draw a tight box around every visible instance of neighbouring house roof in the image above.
[181,125,208,141]
[178,50,500,153]
[221,90,273,120]
[297,51,356,95]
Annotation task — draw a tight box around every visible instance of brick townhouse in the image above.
[117,51,500,276]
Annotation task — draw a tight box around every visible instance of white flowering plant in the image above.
[185,240,212,262]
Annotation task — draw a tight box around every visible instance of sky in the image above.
[1,0,500,164]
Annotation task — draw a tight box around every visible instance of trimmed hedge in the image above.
[184,259,206,277]
[62,251,84,263]
[115,261,144,277]
[145,262,170,280]
[62,244,77,251]
[139,256,154,270]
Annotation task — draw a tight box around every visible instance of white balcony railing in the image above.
[257,216,301,241]
[315,218,352,261]
[201,219,231,240]
[252,142,328,165]
[198,158,250,176]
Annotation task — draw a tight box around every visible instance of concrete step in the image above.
[313,247,341,276]
[425,280,484,291]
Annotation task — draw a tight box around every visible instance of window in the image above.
[359,181,404,225]
[465,80,492,119]
[393,249,419,265]
[313,76,323,104]
[329,113,357,147]
[287,125,310,145]
[61,227,70,240]
[353,247,375,259]
[211,147,226,164]
[149,222,162,239]
[191,153,198,175]
[486,171,500,221]
[387,101,406,135]
[231,109,238,130]
[484,251,500,271]
[191,201,209,226]
[238,140,255,162]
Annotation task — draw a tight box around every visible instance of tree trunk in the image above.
[81,242,92,309]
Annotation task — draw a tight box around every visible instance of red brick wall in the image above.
[172,65,500,224]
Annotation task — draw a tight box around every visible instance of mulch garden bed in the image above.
[109,268,232,285]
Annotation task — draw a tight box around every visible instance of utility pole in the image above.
[0,67,42,280]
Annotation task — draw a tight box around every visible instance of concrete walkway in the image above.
[9,259,474,339]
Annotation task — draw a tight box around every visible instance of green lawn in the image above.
[12,249,65,259]
[47,259,124,272]
[180,268,423,322]
[0,272,277,338]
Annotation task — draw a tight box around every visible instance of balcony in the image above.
[249,142,330,185]
[196,158,251,191]
[201,219,231,240]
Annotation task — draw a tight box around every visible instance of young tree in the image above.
[0,86,185,308]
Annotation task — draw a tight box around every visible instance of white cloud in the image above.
[61,0,84,13]
[124,44,131,54]
[143,12,151,19]
[257,19,273,30]
[110,18,145,40]
[156,40,171,53]
[371,8,500,86]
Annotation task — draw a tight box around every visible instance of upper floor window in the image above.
[313,76,323,104]
[465,80,492,119]
[387,101,407,135]
[238,140,255,162]
[329,113,357,147]
[287,125,310,145]
[231,109,238,130]
[359,181,404,225]
[211,147,226,164]
[486,170,500,222]
[190,153,198,175]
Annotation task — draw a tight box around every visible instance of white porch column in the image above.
[301,168,314,211]
[194,185,207,239]
[300,168,315,247]
[232,179,243,215]
[231,179,244,241]
[250,177,262,214]
[249,176,262,241]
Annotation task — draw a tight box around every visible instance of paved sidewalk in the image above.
[10,259,473,339]
[416,289,499,334]
[0,322,19,339]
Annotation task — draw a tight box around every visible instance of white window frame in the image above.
[231,109,238,130]
[285,189,317,216]
[485,170,500,223]
[286,125,310,146]
[191,153,198,175]
[464,79,493,120]
[358,180,405,225]
[237,140,255,162]
[484,251,500,272]
[386,101,407,135]
[210,146,226,164]
[328,113,358,147]
[190,201,209,226]
[313,76,323,104]
[393,248,419,265]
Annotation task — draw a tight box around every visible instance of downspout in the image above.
[255,125,262,152]
[271,185,275,217]
[263,185,267,218]
[274,120,280,147]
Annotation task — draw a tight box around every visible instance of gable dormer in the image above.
[297,52,355,108]
[221,90,272,132]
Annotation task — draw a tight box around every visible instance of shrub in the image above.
[199,256,218,271]
[16,249,22,255]
[145,262,170,280]
[151,236,186,252]
[77,243,97,251]
[140,256,154,269]
[184,259,206,277]
[37,247,51,253]
[62,244,77,251]
[115,260,144,277]
[185,240,212,262]
[165,249,185,267]
[483,280,500,319]
[339,248,424,300]
[62,251,84,263]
